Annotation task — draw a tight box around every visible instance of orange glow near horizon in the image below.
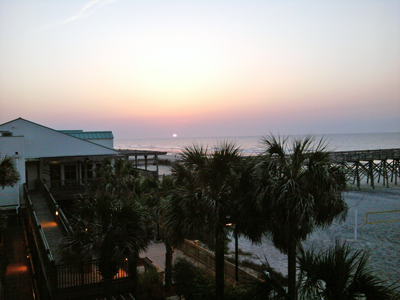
[0,1,399,138]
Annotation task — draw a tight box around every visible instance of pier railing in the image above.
[329,148,400,163]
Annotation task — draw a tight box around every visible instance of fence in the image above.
[177,239,258,282]
[56,258,130,289]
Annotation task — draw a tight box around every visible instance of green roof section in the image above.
[59,130,114,140]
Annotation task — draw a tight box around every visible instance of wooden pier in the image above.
[329,148,400,189]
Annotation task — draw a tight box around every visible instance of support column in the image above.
[356,161,360,190]
[369,161,374,189]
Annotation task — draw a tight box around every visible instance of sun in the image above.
[172,134,177,138]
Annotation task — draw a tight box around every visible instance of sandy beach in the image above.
[227,185,400,285]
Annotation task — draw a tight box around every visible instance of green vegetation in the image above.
[249,241,400,300]
[57,136,400,299]
[253,135,348,299]
[0,155,20,189]
[164,141,262,299]
[173,258,251,300]
[297,241,400,300]
[59,159,154,297]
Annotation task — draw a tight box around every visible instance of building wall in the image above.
[0,118,118,209]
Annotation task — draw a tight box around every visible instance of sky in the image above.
[0,0,399,139]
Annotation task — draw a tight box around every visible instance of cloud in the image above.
[40,0,117,30]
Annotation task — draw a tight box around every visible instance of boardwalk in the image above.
[29,191,64,264]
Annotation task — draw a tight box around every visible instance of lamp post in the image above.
[226,220,239,283]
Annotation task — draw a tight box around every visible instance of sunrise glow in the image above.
[0,1,399,138]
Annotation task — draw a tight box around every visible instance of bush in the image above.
[138,271,165,300]
[173,258,214,300]
[172,258,251,300]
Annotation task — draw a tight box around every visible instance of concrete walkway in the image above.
[141,241,198,272]
[141,242,167,270]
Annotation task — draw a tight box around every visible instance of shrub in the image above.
[172,258,251,300]
[173,258,214,300]
[138,271,165,300]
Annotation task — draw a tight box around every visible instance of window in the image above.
[64,164,77,181]
[80,163,94,180]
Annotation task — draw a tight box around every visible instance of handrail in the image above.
[24,184,54,262]
[32,209,54,262]
[58,209,73,235]
[24,184,57,297]
[39,181,73,236]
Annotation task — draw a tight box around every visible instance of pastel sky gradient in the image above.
[1,0,399,139]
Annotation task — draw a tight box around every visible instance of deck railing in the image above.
[24,184,57,296]
[56,258,130,289]
[177,239,257,282]
[38,181,73,236]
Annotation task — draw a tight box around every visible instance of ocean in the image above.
[115,132,400,155]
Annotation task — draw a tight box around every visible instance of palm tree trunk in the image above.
[164,240,173,294]
[235,228,239,283]
[288,243,297,300]
[215,228,225,300]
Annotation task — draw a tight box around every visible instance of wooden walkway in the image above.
[29,191,64,264]
[329,148,400,189]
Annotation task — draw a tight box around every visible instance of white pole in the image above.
[354,209,357,241]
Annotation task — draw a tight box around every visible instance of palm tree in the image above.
[60,194,153,295]
[248,259,292,300]
[253,135,348,299]
[297,241,400,300]
[59,159,153,297]
[168,141,244,300]
[141,174,179,294]
[0,155,20,189]
[227,156,263,283]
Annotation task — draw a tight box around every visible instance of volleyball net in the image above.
[366,209,400,224]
